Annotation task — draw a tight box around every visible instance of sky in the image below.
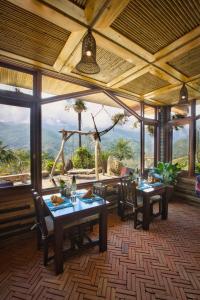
[0,98,139,134]
[0,82,141,135]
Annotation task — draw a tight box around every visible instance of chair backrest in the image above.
[92,182,107,199]
[31,190,48,237]
[120,178,137,207]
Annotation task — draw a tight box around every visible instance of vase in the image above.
[60,188,66,197]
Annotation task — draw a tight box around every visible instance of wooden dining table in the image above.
[136,183,168,230]
[43,190,108,274]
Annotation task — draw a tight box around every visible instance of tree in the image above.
[73,100,87,147]
[0,140,16,164]
[42,151,54,171]
[109,138,133,161]
[72,146,94,169]
[11,149,30,174]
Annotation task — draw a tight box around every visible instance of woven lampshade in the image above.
[76,29,100,74]
[176,83,189,116]
[179,83,188,104]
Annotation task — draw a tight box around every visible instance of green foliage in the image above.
[72,147,94,169]
[109,138,133,161]
[46,161,54,173]
[0,140,16,164]
[152,162,181,185]
[42,151,54,171]
[111,113,127,125]
[10,149,30,174]
[195,163,200,174]
[58,178,65,189]
[100,150,111,162]
[73,100,87,113]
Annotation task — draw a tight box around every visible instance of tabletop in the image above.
[43,189,108,219]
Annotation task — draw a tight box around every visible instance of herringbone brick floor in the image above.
[1,201,200,300]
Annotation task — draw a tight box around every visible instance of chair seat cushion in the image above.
[45,214,99,236]
[45,216,54,234]
[150,195,161,203]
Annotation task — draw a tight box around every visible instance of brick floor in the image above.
[0,200,200,300]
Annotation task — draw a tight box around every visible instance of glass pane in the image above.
[0,104,31,187]
[196,100,200,116]
[172,124,189,170]
[0,67,33,95]
[171,105,191,119]
[144,124,155,169]
[42,97,141,189]
[144,105,156,119]
[116,96,141,115]
[42,75,89,99]
[196,119,200,173]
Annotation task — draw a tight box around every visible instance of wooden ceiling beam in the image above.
[41,0,87,24]
[154,26,200,60]
[97,27,154,62]
[42,88,101,104]
[94,0,131,28]
[85,0,108,25]
[0,49,54,71]
[53,30,86,72]
[7,0,84,30]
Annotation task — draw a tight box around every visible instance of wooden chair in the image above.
[119,178,143,228]
[31,190,101,264]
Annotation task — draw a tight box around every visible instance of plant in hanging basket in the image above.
[111,113,127,125]
[73,100,87,113]
[172,114,184,131]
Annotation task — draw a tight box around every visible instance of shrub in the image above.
[72,147,94,169]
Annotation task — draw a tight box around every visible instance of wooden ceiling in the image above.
[0,0,200,106]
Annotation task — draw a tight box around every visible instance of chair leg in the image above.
[36,227,42,250]
[134,210,138,229]
[43,240,49,266]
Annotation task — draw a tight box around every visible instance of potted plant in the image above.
[151,162,181,200]
[111,113,127,125]
[73,99,87,113]
[58,178,66,197]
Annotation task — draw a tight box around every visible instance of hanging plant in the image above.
[133,121,154,135]
[147,125,154,136]
[172,114,184,131]
[111,113,127,125]
[73,100,87,113]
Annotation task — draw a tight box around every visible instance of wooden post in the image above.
[95,139,100,181]
[78,112,82,147]
[50,138,66,178]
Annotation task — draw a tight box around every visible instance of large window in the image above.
[0,104,31,187]
[172,124,189,170]
[144,124,155,169]
[0,66,33,95]
[196,118,200,172]
[41,95,141,189]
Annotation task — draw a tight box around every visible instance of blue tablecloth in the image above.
[138,181,162,191]
[45,197,73,211]
[79,195,103,204]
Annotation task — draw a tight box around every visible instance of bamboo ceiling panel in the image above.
[42,76,88,97]
[188,78,200,92]
[0,0,71,66]
[0,67,33,90]
[68,0,87,9]
[167,45,200,77]
[116,96,141,114]
[111,0,200,54]
[73,46,134,83]
[77,92,120,108]
[121,72,169,95]
[151,86,200,104]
